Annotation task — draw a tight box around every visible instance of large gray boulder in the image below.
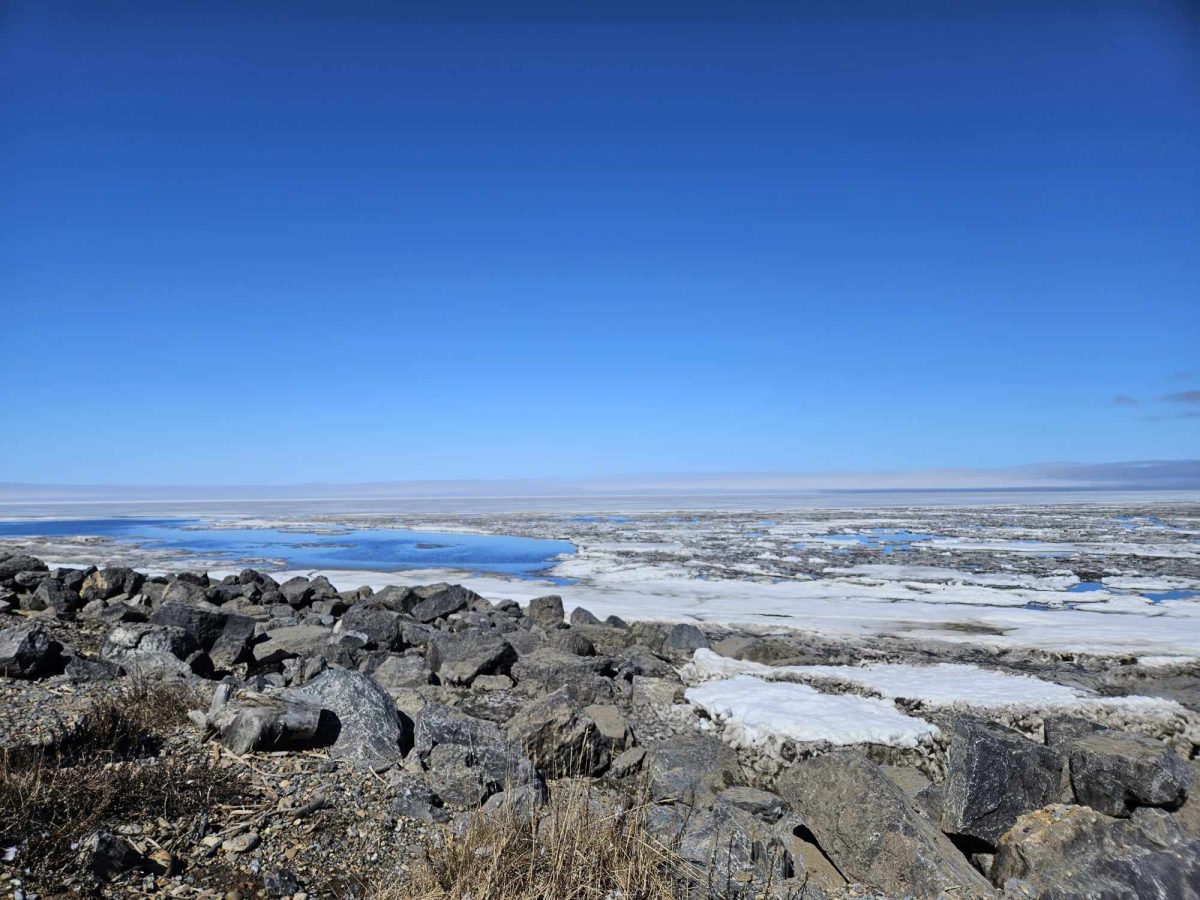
[203,683,325,755]
[0,622,62,678]
[527,594,564,629]
[292,668,411,764]
[506,688,609,778]
[1046,717,1191,817]
[941,715,1063,845]
[427,632,517,686]
[992,803,1200,898]
[776,751,995,898]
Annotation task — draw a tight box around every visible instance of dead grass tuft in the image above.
[400,781,706,900]
[0,679,242,890]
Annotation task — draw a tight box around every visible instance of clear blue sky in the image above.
[2,2,1198,484]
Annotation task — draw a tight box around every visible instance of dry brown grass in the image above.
[0,679,243,889]
[398,781,708,900]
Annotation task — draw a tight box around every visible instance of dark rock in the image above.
[292,668,412,763]
[369,584,417,613]
[1046,716,1192,817]
[776,751,995,898]
[527,594,564,629]
[31,578,83,619]
[338,605,408,650]
[661,623,710,657]
[428,632,517,686]
[0,553,48,585]
[150,600,255,669]
[279,576,315,608]
[79,831,145,880]
[604,614,629,629]
[410,584,476,623]
[570,606,601,626]
[992,803,1200,898]
[0,621,62,678]
[941,715,1063,845]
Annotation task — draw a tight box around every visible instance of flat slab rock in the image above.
[775,750,996,898]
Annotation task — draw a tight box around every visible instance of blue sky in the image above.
[2,2,1198,484]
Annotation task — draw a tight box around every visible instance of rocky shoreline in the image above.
[1,550,1198,899]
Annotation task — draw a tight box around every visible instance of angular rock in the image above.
[992,803,1200,898]
[412,703,525,784]
[292,668,412,763]
[570,606,601,626]
[32,579,83,619]
[661,623,710,657]
[81,567,144,602]
[0,553,48,585]
[150,600,255,669]
[0,621,62,678]
[428,632,517,686]
[410,584,475,623]
[527,594,564,629]
[507,688,609,778]
[582,703,633,753]
[1046,716,1191,817]
[776,751,995,898]
[643,732,738,805]
[941,715,1063,845]
[338,604,408,650]
[100,623,199,677]
[251,624,333,666]
[279,576,315,608]
[370,653,432,691]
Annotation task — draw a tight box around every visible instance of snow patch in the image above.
[684,675,940,750]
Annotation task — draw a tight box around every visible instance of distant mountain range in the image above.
[1,460,1197,501]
